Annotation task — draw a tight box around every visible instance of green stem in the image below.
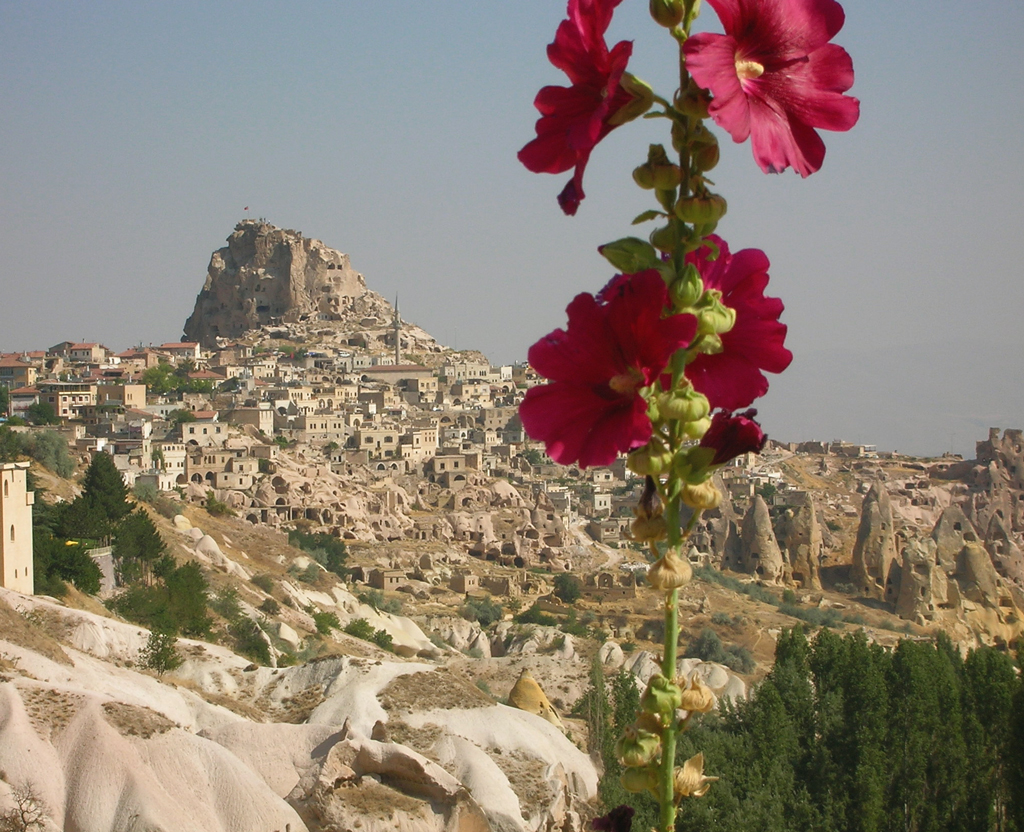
[659,586,679,832]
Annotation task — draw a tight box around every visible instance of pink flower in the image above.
[520,271,697,468]
[518,0,637,215]
[683,0,859,176]
[700,409,767,465]
[685,236,792,411]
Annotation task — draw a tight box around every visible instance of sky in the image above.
[1,1,1022,459]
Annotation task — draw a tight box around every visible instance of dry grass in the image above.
[488,748,554,820]
[21,688,83,737]
[379,668,493,714]
[101,701,177,739]
[0,597,72,667]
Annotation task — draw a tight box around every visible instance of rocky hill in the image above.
[182,221,453,362]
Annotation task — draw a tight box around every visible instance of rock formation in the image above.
[894,536,951,623]
[183,221,447,358]
[507,669,564,729]
[775,495,823,589]
[851,482,899,603]
[930,504,977,573]
[739,496,786,584]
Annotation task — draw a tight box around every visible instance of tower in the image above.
[0,462,34,595]
[392,295,402,366]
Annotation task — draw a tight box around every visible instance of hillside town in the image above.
[1,222,1024,832]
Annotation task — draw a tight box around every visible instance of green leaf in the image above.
[631,210,664,225]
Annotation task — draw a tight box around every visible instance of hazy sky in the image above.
[2,2,1022,458]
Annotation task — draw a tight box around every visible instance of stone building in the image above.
[0,462,34,594]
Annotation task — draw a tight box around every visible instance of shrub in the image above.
[358,589,402,614]
[288,530,348,578]
[204,491,233,517]
[229,618,270,664]
[460,596,504,627]
[312,610,340,635]
[210,587,242,622]
[250,573,274,593]
[344,618,375,640]
[711,612,732,626]
[371,629,394,652]
[833,582,858,594]
[515,605,557,626]
[553,573,582,603]
[259,598,280,615]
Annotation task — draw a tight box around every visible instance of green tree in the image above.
[113,510,166,585]
[25,401,59,425]
[0,385,9,417]
[553,572,582,603]
[139,628,182,674]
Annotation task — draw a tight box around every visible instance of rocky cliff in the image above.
[184,221,445,355]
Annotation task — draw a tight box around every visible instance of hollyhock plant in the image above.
[683,0,859,176]
[518,0,642,215]
[685,236,792,411]
[520,270,696,469]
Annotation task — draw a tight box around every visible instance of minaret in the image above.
[392,295,402,365]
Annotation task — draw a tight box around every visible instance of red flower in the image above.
[520,271,696,469]
[700,409,767,465]
[685,236,792,411]
[518,0,637,215]
[683,0,859,176]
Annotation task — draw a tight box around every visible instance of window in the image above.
[9,525,14,541]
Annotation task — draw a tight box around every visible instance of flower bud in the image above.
[615,725,662,768]
[681,480,721,510]
[649,0,684,27]
[692,141,720,173]
[621,767,658,794]
[628,445,672,477]
[649,224,676,254]
[669,263,704,309]
[675,193,727,226]
[683,416,712,439]
[633,164,656,190]
[696,293,736,336]
[631,515,667,543]
[598,237,660,275]
[678,675,716,714]
[674,753,717,799]
[675,81,711,119]
[609,73,655,126]
[647,552,693,591]
[658,388,710,423]
[652,164,682,190]
[641,674,684,717]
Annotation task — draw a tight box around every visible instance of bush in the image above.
[250,573,274,593]
[344,618,375,640]
[210,587,243,622]
[18,430,75,477]
[204,491,233,517]
[778,603,843,629]
[312,610,340,635]
[711,612,732,626]
[288,530,348,578]
[515,605,557,626]
[684,628,756,673]
[460,596,504,627]
[833,582,858,594]
[358,589,402,615]
[343,618,393,651]
[229,617,270,664]
[553,573,582,603]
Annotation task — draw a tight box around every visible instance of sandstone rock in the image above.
[956,542,1002,608]
[775,495,823,589]
[984,514,1024,589]
[851,482,900,603]
[739,496,786,584]
[184,221,388,346]
[507,669,563,730]
[894,536,949,623]
[931,504,977,573]
[172,514,192,531]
